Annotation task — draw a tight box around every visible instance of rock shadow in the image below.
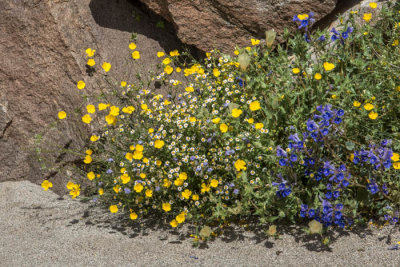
[88,0,198,56]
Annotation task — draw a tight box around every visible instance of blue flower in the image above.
[367,180,379,194]
[279,158,288,166]
[308,209,315,218]
[306,119,319,132]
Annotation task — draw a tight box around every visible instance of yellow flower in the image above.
[170,219,178,227]
[110,205,118,213]
[90,135,99,142]
[102,62,111,72]
[251,38,260,46]
[130,212,138,220]
[164,65,174,75]
[162,203,171,212]
[105,114,116,125]
[133,150,143,160]
[368,111,378,120]
[129,43,137,50]
[249,101,261,111]
[331,94,337,99]
[314,73,322,80]
[189,117,196,123]
[182,189,192,199]
[213,68,220,77]
[364,103,374,111]
[255,123,264,129]
[41,180,53,191]
[179,172,187,180]
[58,111,67,119]
[220,123,228,133]
[369,2,377,9]
[176,212,186,223]
[86,104,95,114]
[145,189,153,198]
[77,80,86,90]
[121,173,131,184]
[212,117,221,124]
[86,172,95,181]
[141,104,148,111]
[66,181,75,190]
[136,144,144,151]
[210,179,218,188]
[109,106,120,116]
[391,153,399,162]
[69,183,80,199]
[169,50,180,56]
[162,58,171,65]
[176,67,181,72]
[192,194,199,201]
[392,40,399,46]
[98,103,109,111]
[201,183,211,193]
[99,188,104,195]
[154,140,165,149]
[85,48,96,57]
[85,149,93,155]
[121,81,127,87]
[232,108,243,118]
[83,155,92,164]
[185,86,194,92]
[363,13,372,22]
[174,178,184,186]
[353,101,361,107]
[247,118,254,124]
[234,50,239,55]
[292,68,300,74]
[113,184,120,194]
[81,114,92,124]
[132,51,140,59]
[234,159,246,172]
[323,62,335,71]
[163,179,171,188]
[394,162,400,170]
[122,106,135,114]
[134,183,144,193]
[157,51,165,57]
[87,58,95,67]
[297,14,309,20]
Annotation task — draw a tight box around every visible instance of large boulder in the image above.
[138,0,338,52]
[0,0,182,195]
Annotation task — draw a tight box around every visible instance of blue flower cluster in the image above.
[352,140,393,170]
[331,27,354,45]
[300,198,350,228]
[272,178,292,199]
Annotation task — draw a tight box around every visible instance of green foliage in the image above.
[54,2,400,236]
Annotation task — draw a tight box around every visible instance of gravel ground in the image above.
[1,180,399,267]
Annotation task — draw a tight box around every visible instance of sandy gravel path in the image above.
[1,180,399,266]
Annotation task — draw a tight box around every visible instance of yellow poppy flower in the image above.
[41,180,53,191]
[109,205,118,213]
[58,111,66,119]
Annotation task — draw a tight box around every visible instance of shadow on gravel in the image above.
[73,201,399,252]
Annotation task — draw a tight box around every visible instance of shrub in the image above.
[44,1,400,240]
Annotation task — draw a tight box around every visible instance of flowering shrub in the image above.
[42,2,400,240]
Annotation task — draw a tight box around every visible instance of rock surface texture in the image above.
[139,0,338,52]
[0,0,182,194]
